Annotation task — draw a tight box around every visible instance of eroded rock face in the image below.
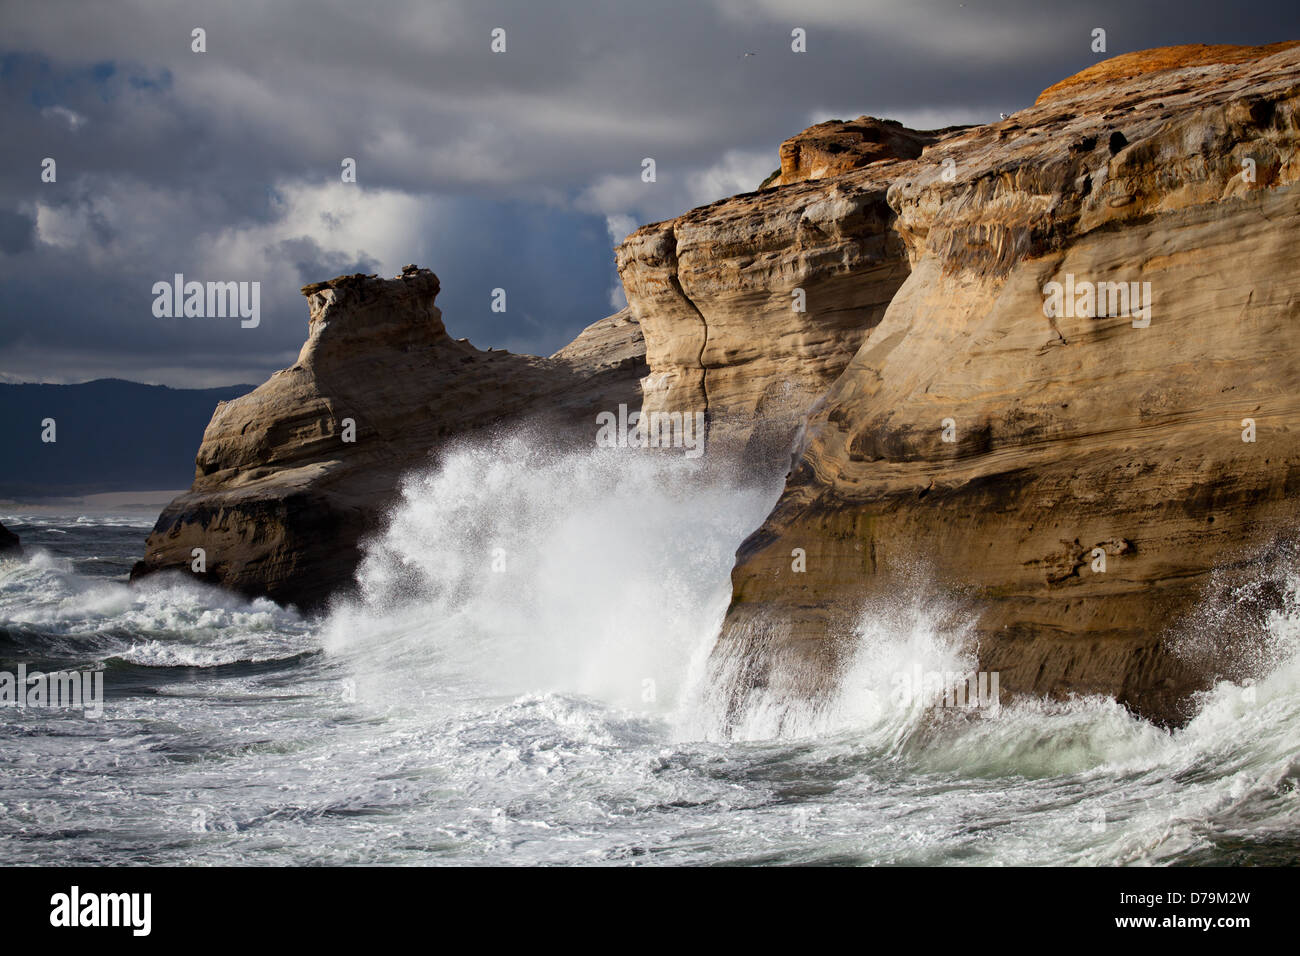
[130,268,645,610]
[615,131,944,463]
[774,116,946,186]
[715,44,1300,726]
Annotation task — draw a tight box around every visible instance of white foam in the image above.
[322,434,782,716]
[4,439,1300,865]
[0,546,312,665]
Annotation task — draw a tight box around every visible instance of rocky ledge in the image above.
[615,116,977,465]
[769,116,951,187]
[130,267,645,610]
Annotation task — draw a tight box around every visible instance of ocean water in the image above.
[1,436,1298,866]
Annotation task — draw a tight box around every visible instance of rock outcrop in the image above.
[616,127,943,462]
[131,267,645,610]
[772,116,947,187]
[714,43,1300,726]
[0,521,19,555]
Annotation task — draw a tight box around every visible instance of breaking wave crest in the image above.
[322,435,783,715]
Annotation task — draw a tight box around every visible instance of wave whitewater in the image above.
[0,437,1297,864]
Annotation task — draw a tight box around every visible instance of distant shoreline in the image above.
[0,490,186,511]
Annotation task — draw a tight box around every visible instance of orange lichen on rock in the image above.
[1036,41,1300,104]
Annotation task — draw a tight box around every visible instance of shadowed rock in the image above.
[0,521,19,555]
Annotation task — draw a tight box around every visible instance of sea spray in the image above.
[322,434,783,715]
[681,570,982,743]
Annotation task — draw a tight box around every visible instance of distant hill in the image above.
[0,379,254,498]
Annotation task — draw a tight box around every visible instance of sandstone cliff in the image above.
[616,132,937,463]
[131,267,645,609]
[132,42,1300,728]
[714,43,1300,726]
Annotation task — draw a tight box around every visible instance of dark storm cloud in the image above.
[0,208,35,254]
[1,0,1298,385]
[272,237,381,286]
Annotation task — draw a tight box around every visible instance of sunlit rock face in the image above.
[715,44,1300,726]
[774,116,948,187]
[615,124,951,464]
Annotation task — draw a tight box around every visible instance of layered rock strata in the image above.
[615,128,945,462]
[715,43,1300,726]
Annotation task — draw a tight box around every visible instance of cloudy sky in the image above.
[2,0,1297,386]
